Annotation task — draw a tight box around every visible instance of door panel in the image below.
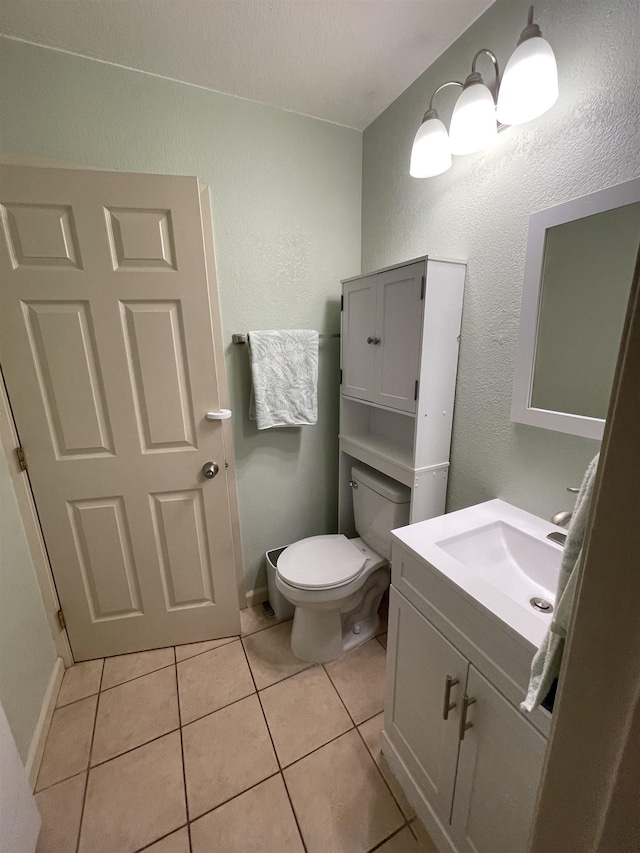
[0,165,240,659]
[121,300,195,450]
[342,275,377,401]
[373,262,424,412]
[385,589,467,822]
[68,496,142,620]
[150,489,214,608]
[451,666,547,853]
[23,301,114,457]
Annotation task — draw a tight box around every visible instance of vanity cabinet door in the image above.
[385,588,467,823]
[342,274,377,402]
[372,263,424,413]
[451,666,547,853]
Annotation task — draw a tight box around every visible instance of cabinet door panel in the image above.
[385,588,467,822]
[342,275,377,401]
[451,667,547,853]
[373,262,424,412]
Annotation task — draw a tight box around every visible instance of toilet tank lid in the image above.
[351,464,410,504]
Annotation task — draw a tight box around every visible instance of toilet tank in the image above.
[351,464,410,560]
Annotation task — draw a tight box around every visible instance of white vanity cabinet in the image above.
[383,568,548,853]
[338,256,465,531]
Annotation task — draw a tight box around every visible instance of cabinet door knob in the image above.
[459,694,477,741]
[366,336,381,345]
[442,675,459,720]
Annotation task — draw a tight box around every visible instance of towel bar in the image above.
[232,332,339,344]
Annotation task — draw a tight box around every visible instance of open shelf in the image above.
[339,434,414,487]
[341,394,417,418]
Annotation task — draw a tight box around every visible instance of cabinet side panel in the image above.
[415,261,465,469]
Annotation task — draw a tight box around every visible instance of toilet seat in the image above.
[277,534,366,590]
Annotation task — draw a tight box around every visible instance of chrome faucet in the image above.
[548,486,580,540]
[551,510,572,527]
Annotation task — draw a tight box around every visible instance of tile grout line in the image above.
[322,661,411,837]
[54,656,176,709]
[238,637,308,853]
[133,823,189,853]
[188,771,282,827]
[276,723,356,772]
[368,823,413,852]
[74,659,104,853]
[174,654,194,853]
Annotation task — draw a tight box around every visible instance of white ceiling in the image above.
[0,0,494,130]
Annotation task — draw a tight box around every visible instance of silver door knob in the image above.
[202,461,219,479]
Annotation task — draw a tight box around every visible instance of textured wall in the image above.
[0,39,362,597]
[362,0,640,519]
[0,442,57,760]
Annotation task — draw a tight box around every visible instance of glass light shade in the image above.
[409,117,452,178]
[496,36,558,125]
[449,83,497,155]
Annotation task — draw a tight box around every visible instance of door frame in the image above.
[0,157,246,665]
[0,372,73,666]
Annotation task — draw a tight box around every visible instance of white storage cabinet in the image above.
[338,257,465,531]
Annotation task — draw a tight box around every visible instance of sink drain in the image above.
[530,597,553,613]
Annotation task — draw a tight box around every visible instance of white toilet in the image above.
[275,464,410,662]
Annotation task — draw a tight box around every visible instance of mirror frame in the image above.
[511,178,640,440]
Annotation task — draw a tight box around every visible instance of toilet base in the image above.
[289,567,389,663]
[291,609,381,663]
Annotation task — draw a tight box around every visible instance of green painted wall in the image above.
[0,443,56,761]
[362,0,640,520]
[0,38,362,598]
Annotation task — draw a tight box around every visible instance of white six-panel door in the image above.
[0,165,240,660]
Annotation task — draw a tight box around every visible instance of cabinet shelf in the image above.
[341,394,416,418]
[339,433,414,486]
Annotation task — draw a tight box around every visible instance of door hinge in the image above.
[15,446,27,471]
[420,275,425,300]
[340,294,344,311]
[57,609,66,631]
[414,379,419,401]
[339,368,343,384]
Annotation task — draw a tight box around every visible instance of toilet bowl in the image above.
[275,465,410,663]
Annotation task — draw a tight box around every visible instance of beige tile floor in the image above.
[34,605,435,853]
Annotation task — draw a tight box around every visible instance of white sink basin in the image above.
[436,519,560,601]
[392,499,565,648]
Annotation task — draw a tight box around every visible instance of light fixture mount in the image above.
[517,6,542,45]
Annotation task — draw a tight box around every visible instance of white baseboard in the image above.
[245,586,269,608]
[25,657,65,790]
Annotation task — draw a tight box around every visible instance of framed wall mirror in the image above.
[512,178,640,440]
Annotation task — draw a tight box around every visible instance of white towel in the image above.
[248,330,319,430]
[521,453,600,712]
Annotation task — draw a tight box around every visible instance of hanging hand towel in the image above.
[521,453,600,712]
[248,330,319,429]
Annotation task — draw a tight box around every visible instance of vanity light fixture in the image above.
[410,5,558,178]
[410,81,462,178]
[496,6,559,125]
[449,50,499,155]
